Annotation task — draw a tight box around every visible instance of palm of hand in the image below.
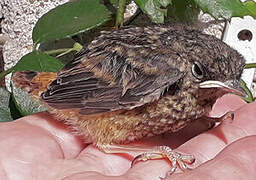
[0,94,256,180]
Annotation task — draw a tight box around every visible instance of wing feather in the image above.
[41,27,184,115]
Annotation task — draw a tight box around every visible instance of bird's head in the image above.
[183,33,246,103]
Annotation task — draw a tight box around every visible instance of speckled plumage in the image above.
[13,25,245,147]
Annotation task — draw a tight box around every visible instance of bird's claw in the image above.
[202,111,235,129]
[220,111,234,124]
[131,146,195,175]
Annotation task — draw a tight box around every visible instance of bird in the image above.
[12,25,246,174]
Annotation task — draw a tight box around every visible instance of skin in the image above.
[0,94,256,180]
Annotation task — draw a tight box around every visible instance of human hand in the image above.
[0,94,256,180]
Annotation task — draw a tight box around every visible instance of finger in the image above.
[58,95,251,180]
[210,94,246,117]
[170,136,256,180]
[177,98,256,168]
[137,94,247,149]
[127,96,254,178]
[125,94,247,151]
[24,136,256,180]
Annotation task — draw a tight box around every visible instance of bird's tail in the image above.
[12,71,57,99]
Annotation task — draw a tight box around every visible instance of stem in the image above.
[33,41,40,51]
[44,48,72,55]
[44,42,83,57]
[115,0,126,28]
[245,63,256,69]
[73,42,83,52]
[0,67,14,81]
[56,43,83,58]
[0,46,5,87]
[240,79,254,103]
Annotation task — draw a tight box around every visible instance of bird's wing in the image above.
[41,29,184,115]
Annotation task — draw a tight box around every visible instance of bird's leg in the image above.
[200,111,234,129]
[131,146,195,175]
[128,112,233,175]
[98,144,157,154]
[98,144,195,175]
[96,112,233,175]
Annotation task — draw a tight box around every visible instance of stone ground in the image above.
[0,0,69,90]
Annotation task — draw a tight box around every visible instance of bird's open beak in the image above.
[199,79,247,97]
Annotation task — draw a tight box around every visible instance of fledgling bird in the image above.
[13,25,246,174]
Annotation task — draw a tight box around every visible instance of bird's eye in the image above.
[192,61,204,80]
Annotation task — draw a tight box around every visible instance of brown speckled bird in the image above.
[13,25,246,174]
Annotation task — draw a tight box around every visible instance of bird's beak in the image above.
[199,79,247,97]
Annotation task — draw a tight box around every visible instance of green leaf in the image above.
[13,51,64,73]
[0,51,64,81]
[0,88,13,122]
[194,0,256,20]
[240,79,254,103]
[116,0,126,27]
[11,84,47,116]
[39,38,78,64]
[110,0,118,7]
[39,38,77,53]
[9,94,22,120]
[245,63,256,69]
[167,0,200,23]
[244,1,256,18]
[134,0,173,23]
[33,0,112,44]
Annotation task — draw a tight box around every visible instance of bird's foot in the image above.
[208,111,234,123]
[202,111,234,129]
[131,146,195,175]
[218,111,234,124]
